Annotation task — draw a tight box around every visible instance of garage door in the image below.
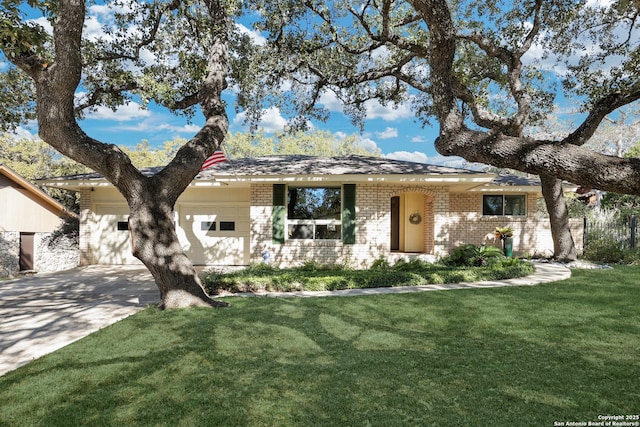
[91,204,140,264]
[176,204,250,265]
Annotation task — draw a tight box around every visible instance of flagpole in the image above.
[219,145,242,184]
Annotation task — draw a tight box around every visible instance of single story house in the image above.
[0,164,78,276]
[40,155,583,268]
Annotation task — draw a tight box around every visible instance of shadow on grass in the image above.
[1,268,639,426]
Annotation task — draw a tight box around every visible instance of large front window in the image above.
[483,194,526,216]
[287,187,342,240]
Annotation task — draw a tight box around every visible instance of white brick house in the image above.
[41,155,582,268]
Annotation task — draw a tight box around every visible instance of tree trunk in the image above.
[128,197,229,310]
[540,174,577,262]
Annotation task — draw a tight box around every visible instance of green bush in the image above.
[202,256,535,295]
[582,238,640,264]
[441,244,505,267]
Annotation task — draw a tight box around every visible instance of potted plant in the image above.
[495,227,514,257]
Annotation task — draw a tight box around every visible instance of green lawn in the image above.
[1,267,639,426]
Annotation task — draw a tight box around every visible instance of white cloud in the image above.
[355,137,380,153]
[384,150,430,163]
[586,0,615,7]
[233,107,288,133]
[334,131,348,139]
[157,123,202,134]
[318,91,343,112]
[83,15,108,41]
[28,17,53,35]
[363,99,413,121]
[411,135,429,143]
[8,126,37,140]
[86,102,152,122]
[319,91,414,122]
[376,127,398,139]
[384,151,481,170]
[88,4,116,20]
[235,23,267,46]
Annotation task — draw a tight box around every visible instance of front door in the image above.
[391,196,400,251]
[19,233,35,271]
[390,193,425,253]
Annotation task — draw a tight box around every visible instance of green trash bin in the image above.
[503,237,513,257]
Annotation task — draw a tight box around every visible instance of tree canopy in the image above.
[239,0,640,194]
[224,130,381,158]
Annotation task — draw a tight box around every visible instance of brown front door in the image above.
[19,233,35,271]
[391,196,400,251]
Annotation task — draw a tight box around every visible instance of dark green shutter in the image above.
[272,184,286,244]
[342,184,356,244]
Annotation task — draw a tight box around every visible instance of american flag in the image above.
[200,150,227,170]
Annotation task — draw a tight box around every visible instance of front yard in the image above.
[0,267,638,426]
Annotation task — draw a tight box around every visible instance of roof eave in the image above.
[194,173,497,184]
[1,165,78,219]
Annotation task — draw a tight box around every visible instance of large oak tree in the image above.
[0,0,261,308]
[242,0,640,260]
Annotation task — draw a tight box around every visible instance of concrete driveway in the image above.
[0,266,158,376]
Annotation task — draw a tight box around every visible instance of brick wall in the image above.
[447,192,583,256]
[250,183,450,268]
[75,183,583,269]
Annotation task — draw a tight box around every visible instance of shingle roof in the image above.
[42,155,554,191]
[46,155,484,181]
[491,173,541,187]
[198,155,481,177]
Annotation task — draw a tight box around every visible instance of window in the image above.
[287,187,342,240]
[219,221,235,231]
[482,195,526,216]
[201,221,216,231]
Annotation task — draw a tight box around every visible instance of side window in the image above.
[482,195,504,216]
[482,195,526,216]
[504,195,526,216]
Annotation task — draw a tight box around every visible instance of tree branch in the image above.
[563,88,640,146]
[436,128,640,195]
[408,0,462,133]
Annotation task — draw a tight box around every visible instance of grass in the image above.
[1,267,639,426]
[202,258,535,294]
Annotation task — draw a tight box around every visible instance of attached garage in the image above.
[176,203,250,265]
[90,204,139,264]
[86,187,251,265]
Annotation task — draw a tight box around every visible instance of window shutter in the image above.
[342,184,356,244]
[272,184,286,244]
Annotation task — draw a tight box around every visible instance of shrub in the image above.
[442,244,505,267]
[370,257,391,271]
[582,238,640,264]
[202,256,534,294]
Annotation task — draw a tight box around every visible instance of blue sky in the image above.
[5,0,636,169]
[73,92,446,165]
[2,3,464,168]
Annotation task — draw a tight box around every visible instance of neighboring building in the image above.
[0,164,78,277]
[39,155,583,268]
